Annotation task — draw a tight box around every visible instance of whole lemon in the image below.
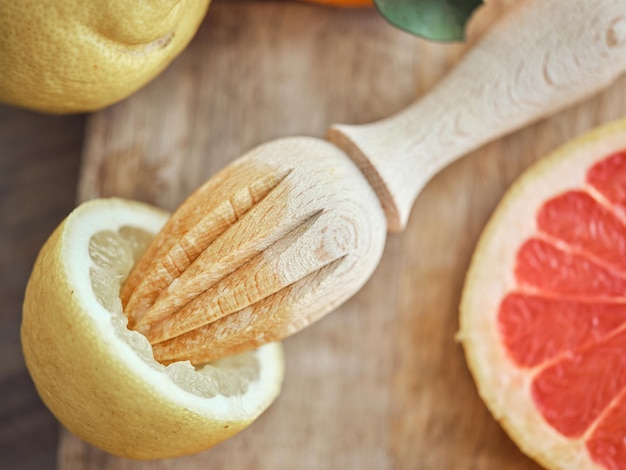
[0,1,210,113]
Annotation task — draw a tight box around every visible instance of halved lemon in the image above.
[21,198,284,459]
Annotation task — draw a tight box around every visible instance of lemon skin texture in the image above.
[0,1,210,113]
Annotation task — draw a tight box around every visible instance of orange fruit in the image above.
[21,198,284,459]
[300,0,373,8]
[460,118,626,469]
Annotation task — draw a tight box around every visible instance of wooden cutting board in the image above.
[59,2,626,469]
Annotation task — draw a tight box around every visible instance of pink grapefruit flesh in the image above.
[503,152,626,464]
[461,121,626,470]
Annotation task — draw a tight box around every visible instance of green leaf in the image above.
[374,0,483,42]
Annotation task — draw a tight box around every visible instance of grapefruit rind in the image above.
[460,119,626,470]
[21,198,285,459]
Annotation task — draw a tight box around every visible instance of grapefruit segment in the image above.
[515,238,626,297]
[587,390,626,469]
[537,191,626,272]
[587,151,626,214]
[531,328,626,438]
[498,294,626,368]
[461,118,626,470]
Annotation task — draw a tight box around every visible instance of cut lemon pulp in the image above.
[21,198,284,459]
[460,118,626,470]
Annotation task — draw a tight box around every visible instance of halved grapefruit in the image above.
[460,118,626,470]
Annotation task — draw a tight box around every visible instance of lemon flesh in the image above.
[22,198,284,459]
[0,1,210,113]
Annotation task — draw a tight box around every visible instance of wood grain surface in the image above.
[53,1,626,469]
[0,106,85,470]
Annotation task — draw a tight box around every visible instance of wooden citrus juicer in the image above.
[120,0,626,365]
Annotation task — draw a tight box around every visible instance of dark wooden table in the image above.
[0,105,86,469]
